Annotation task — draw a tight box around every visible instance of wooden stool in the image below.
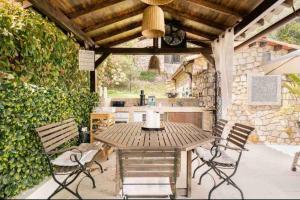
[90,113,115,143]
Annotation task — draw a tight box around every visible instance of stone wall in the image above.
[174,72,191,97]
[192,66,216,109]
[227,43,300,144]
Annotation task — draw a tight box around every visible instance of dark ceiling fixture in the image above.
[148,55,161,73]
[162,21,186,48]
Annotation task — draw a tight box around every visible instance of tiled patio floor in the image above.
[20,144,300,199]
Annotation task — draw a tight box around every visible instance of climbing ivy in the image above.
[0,0,89,90]
[0,80,98,198]
[0,1,98,198]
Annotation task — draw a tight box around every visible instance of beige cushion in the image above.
[196,147,236,165]
[52,142,103,167]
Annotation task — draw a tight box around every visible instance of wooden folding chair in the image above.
[117,148,180,199]
[197,123,254,199]
[36,118,104,199]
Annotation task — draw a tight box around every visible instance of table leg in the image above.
[90,115,93,143]
[187,150,192,198]
[115,150,121,196]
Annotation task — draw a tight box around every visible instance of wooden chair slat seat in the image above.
[36,118,104,199]
[118,148,180,198]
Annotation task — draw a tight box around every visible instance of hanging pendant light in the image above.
[148,55,161,74]
[142,5,165,38]
[140,0,174,5]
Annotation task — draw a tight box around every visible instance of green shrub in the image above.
[0,0,89,90]
[0,1,97,197]
[139,71,157,82]
[0,80,98,198]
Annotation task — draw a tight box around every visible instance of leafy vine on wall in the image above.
[0,1,97,197]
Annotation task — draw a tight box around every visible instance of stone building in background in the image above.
[228,37,300,144]
[170,37,300,144]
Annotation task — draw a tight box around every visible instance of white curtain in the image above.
[212,29,234,119]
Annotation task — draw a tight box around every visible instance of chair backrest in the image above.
[227,123,255,149]
[213,119,228,138]
[36,118,79,153]
[118,148,180,179]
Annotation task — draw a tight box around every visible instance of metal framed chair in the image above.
[197,123,254,199]
[36,118,104,199]
[117,148,180,199]
[192,119,228,178]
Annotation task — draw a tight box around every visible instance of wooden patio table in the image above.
[94,122,213,197]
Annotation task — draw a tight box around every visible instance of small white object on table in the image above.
[145,110,161,128]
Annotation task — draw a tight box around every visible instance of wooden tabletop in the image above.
[94,122,213,151]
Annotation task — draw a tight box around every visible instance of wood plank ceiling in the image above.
[28,0,285,50]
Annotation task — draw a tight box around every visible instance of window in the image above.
[262,52,272,63]
[172,55,181,63]
[164,55,181,64]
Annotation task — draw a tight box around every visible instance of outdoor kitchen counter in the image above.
[114,106,210,113]
[113,106,214,130]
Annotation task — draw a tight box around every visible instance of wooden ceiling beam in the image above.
[95,53,111,69]
[29,0,94,47]
[93,21,142,42]
[68,0,126,19]
[282,0,294,7]
[186,0,242,20]
[98,32,142,47]
[162,6,227,32]
[21,1,32,9]
[95,47,212,55]
[178,25,217,41]
[83,4,147,33]
[234,0,286,37]
[187,38,211,49]
[235,8,300,51]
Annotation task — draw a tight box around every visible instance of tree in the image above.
[97,55,140,92]
[97,56,127,87]
[272,20,300,45]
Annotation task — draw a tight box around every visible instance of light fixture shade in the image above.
[140,0,174,5]
[148,55,161,73]
[142,6,165,38]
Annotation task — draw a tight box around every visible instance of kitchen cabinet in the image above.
[115,112,129,123]
[133,112,146,122]
[167,112,202,128]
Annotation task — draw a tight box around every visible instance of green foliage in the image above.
[0,0,89,90]
[272,21,300,45]
[139,71,157,82]
[108,80,167,98]
[284,74,300,97]
[0,1,97,197]
[97,56,128,87]
[0,80,98,198]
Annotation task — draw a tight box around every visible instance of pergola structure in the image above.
[23,0,298,92]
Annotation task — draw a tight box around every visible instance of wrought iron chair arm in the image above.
[47,147,83,164]
[216,143,248,152]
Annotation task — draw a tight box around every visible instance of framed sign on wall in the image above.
[247,74,281,105]
[79,50,95,71]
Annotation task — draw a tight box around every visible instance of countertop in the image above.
[114,106,212,113]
